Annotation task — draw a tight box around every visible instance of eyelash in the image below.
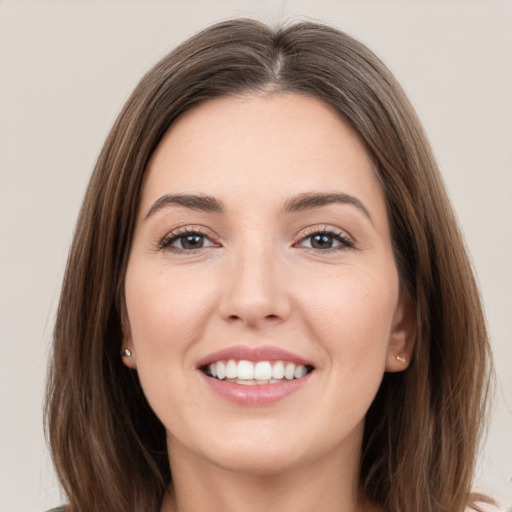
[158,226,355,254]
[159,226,216,253]
[295,227,354,252]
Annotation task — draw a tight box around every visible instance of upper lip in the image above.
[196,345,314,369]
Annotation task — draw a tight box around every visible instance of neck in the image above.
[160,433,377,512]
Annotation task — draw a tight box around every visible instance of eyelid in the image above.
[294,225,355,251]
[158,225,220,252]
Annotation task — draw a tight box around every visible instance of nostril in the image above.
[226,314,279,322]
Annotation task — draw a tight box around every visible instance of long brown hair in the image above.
[45,18,493,512]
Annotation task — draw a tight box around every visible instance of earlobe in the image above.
[385,290,416,373]
[121,325,137,369]
[121,347,133,358]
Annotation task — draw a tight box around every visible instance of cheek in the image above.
[299,267,399,365]
[124,264,217,361]
[124,264,218,423]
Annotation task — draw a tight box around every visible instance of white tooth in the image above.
[256,380,269,385]
[254,361,272,380]
[269,379,280,384]
[216,361,226,380]
[284,362,296,380]
[294,365,307,378]
[226,359,237,379]
[210,362,217,378]
[271,361,285,379]
[237,360,254,380]
[236,379,256,385]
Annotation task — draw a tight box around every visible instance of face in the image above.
[123,93,414,477]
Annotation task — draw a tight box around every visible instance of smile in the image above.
[197,346,315,404]
[205,359,313,385]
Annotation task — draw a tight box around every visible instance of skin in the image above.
[123,93,415,512]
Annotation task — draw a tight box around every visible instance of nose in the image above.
[218,244,292,329]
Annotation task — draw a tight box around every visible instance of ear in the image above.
[121,323,137,369]
[385,289,416,372]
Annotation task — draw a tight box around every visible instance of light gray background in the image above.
[1,1,511,511]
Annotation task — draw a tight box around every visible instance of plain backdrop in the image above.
[1,1,511,511]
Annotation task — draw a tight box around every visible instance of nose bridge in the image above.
[220,236,290,326]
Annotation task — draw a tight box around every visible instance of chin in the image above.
[199,422,342,477]
[209,443,307,477]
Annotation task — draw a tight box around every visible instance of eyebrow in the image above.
[145,193,224,219]
[145,191,371,221]
[283,192,372,221]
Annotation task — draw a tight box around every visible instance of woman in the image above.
[45,18,494,512]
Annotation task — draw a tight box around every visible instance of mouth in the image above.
[197,345,315,404]
[201,359,315,385]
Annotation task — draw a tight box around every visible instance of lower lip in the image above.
[199,371,312,405]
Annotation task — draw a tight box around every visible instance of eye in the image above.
[296,229,354,251]
[160,229,217,252]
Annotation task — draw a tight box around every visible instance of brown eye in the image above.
[297,230,353,251]
[310,234,335,249]
[179,234,206,249]
[161,231,216,252]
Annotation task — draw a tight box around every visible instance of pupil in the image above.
[311,234,333,249]
[182,235,203,249]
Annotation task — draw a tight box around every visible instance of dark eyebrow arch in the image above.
[283,192,372,222]
[145,194,224,219]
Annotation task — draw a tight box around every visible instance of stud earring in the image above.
[121,348,132,357]
[396,355,406,363]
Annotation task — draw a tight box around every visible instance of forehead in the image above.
[141,92,385,218]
